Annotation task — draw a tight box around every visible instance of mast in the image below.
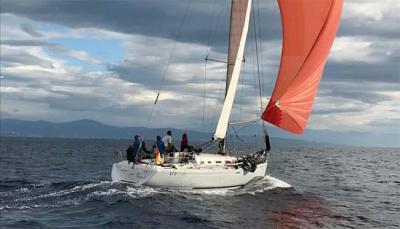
[214,0,252,153]
[225,0,250,95]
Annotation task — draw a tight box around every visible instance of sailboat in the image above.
[111,0,343,189]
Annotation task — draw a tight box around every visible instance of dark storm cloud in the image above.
[324,61,400,84]
[2,0,399,46]
[0,0,281,46]
[109,63,179,88]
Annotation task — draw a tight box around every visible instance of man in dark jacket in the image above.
[132,135,142,162]
[126,143,134,164]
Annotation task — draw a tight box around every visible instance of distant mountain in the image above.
[0,118,316,148]
[300,129,399,148]
[240,125,399,148]
[1,119,398,148]
[0,119,213,141]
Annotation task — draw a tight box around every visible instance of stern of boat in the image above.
[111,161,124,182]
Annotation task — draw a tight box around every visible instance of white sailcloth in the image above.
[214,0,252,139]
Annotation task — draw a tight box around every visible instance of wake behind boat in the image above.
[111,0,342,189]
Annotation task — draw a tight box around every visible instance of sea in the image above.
[0,136,399,228]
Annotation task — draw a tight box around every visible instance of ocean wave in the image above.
[263,175,292,189]
[4,180,162,211]
[126,185,159,198]
[0,187,31,197]
[1,177,291,211]
[0,179,31,186]
[72,181,113,191]
[15,181,113,202]
[86,188,122,198]
[2,181,115,210]
[176,175,292,196]
[230,175,292,196]
[1,197,83,211]
[4,176,291,204]
[83,183,160,199]
[0,204,54,210]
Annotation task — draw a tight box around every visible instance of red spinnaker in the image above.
[261,0,343,134]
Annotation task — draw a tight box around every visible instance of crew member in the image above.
[132,134,141,162]
[126,143,134,164]
[180,133,193,152]
[162,130,176,153]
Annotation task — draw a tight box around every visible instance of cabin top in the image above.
[194,153,237,166]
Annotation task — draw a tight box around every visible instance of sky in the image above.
[0,0,399,146]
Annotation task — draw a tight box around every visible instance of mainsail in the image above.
[262,0,343,134]
[214,0,252,140]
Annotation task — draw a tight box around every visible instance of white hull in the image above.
[111,155,267,189]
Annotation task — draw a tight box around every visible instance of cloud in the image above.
[1,40,102,66]
[0,0,281,46]
[47,45,102,65]
[1,45,54,68]
[20,23,43,38]
[339,0,400,38]
[330,36,399,64]
[310,97,400,135]
[1,39,49,46]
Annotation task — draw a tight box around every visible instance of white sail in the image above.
[214,0,252,140]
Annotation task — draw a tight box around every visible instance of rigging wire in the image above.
[203,61,207,128]
[198,2,271,153]
[146,0,193,126]
[238,55,246,120]
[256,0,265,102]
[206,0,217,53]
[251,1,264,115]
[207,1,231,133]
[203,0,217,129]
[250,26,259,119]
[222,1,267,152]
[199,119,261,154]
[253,0,270,148]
